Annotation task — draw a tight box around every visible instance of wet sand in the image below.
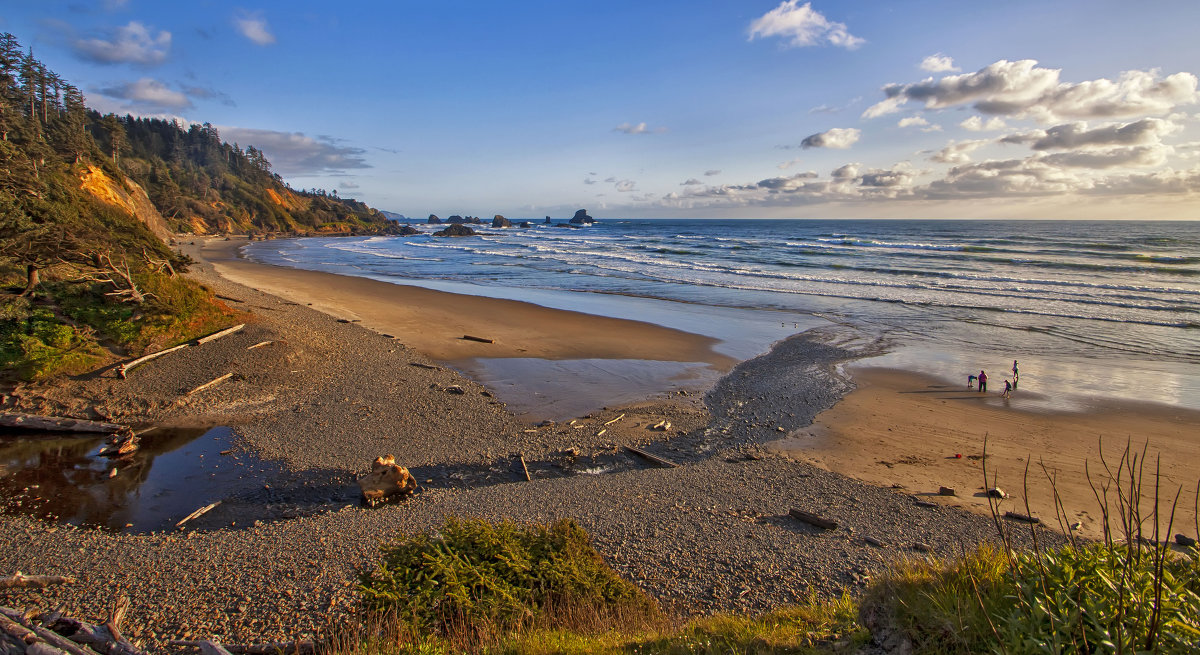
[771,367,1200,543]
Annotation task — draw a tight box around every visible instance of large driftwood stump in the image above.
[357,455,417,507]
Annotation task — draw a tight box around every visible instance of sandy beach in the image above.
[772,367,1200,543]
[0,236,1194,649]
[206,238,735,368]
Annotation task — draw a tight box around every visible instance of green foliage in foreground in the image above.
[0,298,104,380]
[359,518,661,644]
[346,518,1200,655]
[863,542,1200,654]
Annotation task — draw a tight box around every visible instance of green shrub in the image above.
[0,303,105,380]
[359,518,659,641]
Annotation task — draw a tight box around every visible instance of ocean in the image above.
[241,219,1200,415]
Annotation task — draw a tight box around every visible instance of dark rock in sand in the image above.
[432,224,476,237]
[569,209,595,224]
[492,215,512,228]
[427,214,441,224]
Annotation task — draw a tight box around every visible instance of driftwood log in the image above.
[461,335,494,343]
[0,414,129,436]
[623,446,676,468]
[788,508,838,530]
[186,374,234,396]
[117,324,245,378]
[116,344,188,379]
[0,574,75,590]
[175,502,220,529]
[171,640,315,655]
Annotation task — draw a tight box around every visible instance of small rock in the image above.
[938,486,956,496]
[1176,534,1197,547]
[445,385,466,395]
[912,542,932,552]
[987,487,1007,499]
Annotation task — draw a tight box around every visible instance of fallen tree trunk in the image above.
[0,414,129,436]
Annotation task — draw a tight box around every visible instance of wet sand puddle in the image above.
[0,426,356,533]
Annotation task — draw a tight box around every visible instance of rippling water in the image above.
[243,219,1200,411]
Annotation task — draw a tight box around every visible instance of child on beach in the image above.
[978,370,987,392]
[967,373,976,389]
[1003,379,1012,398]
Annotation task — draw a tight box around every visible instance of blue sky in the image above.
[4,0,1200,218]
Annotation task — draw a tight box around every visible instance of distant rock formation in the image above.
[518,221,532,228]
[545,216,552,224]
[569,209,594,224]
[427,214,441,224]
[492,215,512,228]
[398,224,420,235]
[433,223,477,237]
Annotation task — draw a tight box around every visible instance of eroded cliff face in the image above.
[79,165,173,243]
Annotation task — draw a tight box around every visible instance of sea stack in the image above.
[568,209,595,224]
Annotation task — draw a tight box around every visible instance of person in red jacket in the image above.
[978,370,987,392]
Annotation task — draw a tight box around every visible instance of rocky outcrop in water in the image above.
[427,214,441,224]
[569,209,595,224]
[492,215,512,228]
[432,224,476,237]
[398,224,420,235]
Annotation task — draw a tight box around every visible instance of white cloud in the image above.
[777,158,805,170]
[681,178,704,185]
[217,127,370,175]
[72,21,170,65]
[898,116,942,131]
[1040,144,1169,169]
[234,10,276,46]
[96,77,191,110]
[800,127,861,149]
[920,54,959,73]
[960,116,1008,131]
[704,169,722,176]
[614,122,666,135]
[615,179,637,192]
[748,1,864,50]
[1026,118,1177,151]
[583,178,597,185]
[930,139,990,164]
[863,59,1200,123]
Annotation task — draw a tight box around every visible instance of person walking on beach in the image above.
[1012,360,1019,389]
[978,370,987,393]
[1003,379,1012,398]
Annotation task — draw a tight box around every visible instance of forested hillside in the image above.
[0,33,393,381]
